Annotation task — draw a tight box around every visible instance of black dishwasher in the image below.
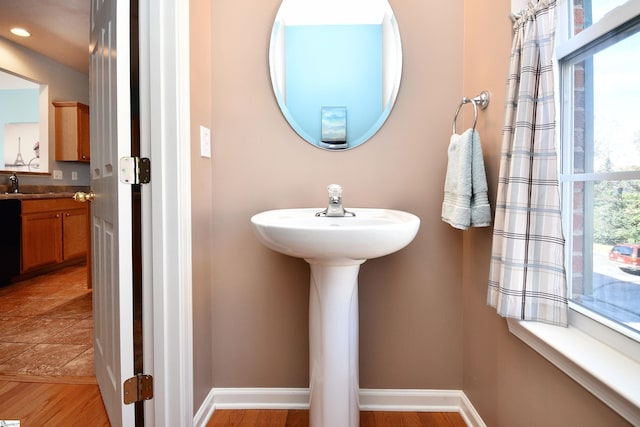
[0,199,21,285]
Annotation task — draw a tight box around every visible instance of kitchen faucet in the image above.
[8,172,19,194]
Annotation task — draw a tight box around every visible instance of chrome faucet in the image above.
[8,172,19,194]
[316,184,355,217]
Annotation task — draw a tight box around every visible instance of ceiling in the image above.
[0,0,90,74]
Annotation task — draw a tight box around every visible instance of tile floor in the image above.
[0,264,94,380]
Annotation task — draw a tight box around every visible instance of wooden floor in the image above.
[208,409,467,427]
[0,379,109,426]
[0,265,109,426]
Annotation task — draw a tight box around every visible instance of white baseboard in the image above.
[193,388,217,427]
[194,387,486,427]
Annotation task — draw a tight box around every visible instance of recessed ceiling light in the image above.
[10,28,31,37]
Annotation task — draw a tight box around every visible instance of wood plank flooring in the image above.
[0,379,109,426]
[208,409,468,427]
[0,264,109,425]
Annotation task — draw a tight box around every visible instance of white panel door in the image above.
[90,0,135,424]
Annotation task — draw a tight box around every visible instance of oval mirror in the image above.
[269,0,402,150]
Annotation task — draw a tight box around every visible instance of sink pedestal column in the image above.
[307,260,364,427]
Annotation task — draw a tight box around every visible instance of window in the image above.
[575,0,631,29]
[508,3,640,422]
[559,1,640,342]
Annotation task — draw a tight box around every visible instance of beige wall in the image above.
[462,1,629,426]
[206,0,464,389]
[190,0,631,424]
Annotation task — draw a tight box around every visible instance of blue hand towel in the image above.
[469,130,491,227]
[442,128,491,230]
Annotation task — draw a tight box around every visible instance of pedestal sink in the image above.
[250,208,420,427]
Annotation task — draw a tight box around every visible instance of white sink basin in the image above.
[250,208,420,262]
[251,207,420,427]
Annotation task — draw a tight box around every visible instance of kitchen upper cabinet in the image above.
[21,198,88,273]
[53,101,90,162]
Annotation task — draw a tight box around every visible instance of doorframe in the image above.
[139,0,194,424]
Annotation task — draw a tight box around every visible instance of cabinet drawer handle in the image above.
[55,214,60,218]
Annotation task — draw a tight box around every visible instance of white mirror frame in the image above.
[269,0,403,151]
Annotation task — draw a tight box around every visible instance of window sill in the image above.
[507,318,640,425]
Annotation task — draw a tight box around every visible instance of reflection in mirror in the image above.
[269,0,402,150]
[0,69,49,173]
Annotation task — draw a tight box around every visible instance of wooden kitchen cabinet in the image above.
[21,198,88,273]
[62,208,88,260]
[53,101,90,162]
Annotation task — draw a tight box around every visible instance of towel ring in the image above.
[452,91,490,134]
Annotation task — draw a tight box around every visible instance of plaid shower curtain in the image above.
[487,0,568,326]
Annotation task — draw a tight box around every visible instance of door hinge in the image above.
[123,374,154,404]
[119,157,151,184]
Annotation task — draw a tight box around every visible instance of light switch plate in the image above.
[200,125,211,158]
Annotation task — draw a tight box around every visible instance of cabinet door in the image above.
[53,101,90,162]
[78,103,91,161]
[21,211,63,272]
[63,207,88,260]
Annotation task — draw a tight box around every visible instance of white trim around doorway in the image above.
[139,0,194,424]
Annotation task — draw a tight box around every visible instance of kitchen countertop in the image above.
[0,192,78,200]
[0,185,89,201]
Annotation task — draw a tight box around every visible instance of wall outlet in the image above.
[71,171,78,181]
[53,170,63,180]
[200,125,211,158]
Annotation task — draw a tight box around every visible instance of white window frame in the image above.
[507,1,640,424]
